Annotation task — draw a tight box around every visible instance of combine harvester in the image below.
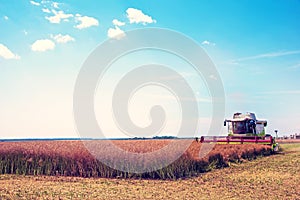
[200,112,279,151]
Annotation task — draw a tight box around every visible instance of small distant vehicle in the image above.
[200,112,279,151]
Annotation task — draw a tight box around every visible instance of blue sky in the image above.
[1,0,300,138]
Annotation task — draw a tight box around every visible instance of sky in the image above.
[1,0,300,138]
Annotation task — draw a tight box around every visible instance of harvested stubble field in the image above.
[276,139,300,144]
[0,142,299,200]
[0,140,272,179]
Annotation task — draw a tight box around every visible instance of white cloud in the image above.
[235,50,300,62]
[4,16,9,20]
[40,0,60,9]
[126,8,156,25]
[30,1,40,6]
[75,16,99,29]
[112,19,125,26]
[52,2,59,8]
[209,74,218,80]
[224,50,300,66]
[45,10,73,24]
[42,8,51,13]
[202,40,216,46]
[289,62,300,70]
[222,60,240,65]
[51,34,75,43]
[0,44,20,60]
[260,90,300,95]
[202,40,210,45]
[31,39,55,52]
[107,26,126,40]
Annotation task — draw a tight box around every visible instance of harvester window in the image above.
[232,122,246,134]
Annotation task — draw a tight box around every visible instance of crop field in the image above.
[0,142,299,200]
[0,140,273,179]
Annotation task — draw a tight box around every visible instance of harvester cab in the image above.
[224,112,267,137]
[200,112,279,151]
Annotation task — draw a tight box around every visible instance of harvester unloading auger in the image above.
[200,112,279,151]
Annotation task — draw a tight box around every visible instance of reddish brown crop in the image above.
[0,140,272,179]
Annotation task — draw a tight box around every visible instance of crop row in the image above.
[0,140,273,179]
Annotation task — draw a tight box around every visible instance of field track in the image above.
[0,143,299,200]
